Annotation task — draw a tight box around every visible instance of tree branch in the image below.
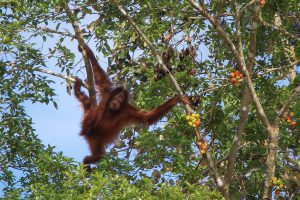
[188,0,273,134]
[262,13,298,198]
[113,2,228,197]
[264,60,299,73]
[28,25,75,38]
[114,3,192,113]
[238,0,257,17]
[259,15,300,42]
[224,2,261,188]
[274,86,300,125]
[8,62,89,89]
[63,2,96,105]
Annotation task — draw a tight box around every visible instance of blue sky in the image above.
[22,25,102,163]
[22,38,102,162]
[25,77,89,162]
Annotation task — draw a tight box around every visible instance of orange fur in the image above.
[75,43,180,171]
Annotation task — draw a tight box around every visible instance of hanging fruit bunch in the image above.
[271,177,284,196]
[185,113,201,127]
[197,141,208,155]
[229,70,243,86]
[284,112,296,127]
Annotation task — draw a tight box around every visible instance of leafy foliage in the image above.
[0,0,299,199]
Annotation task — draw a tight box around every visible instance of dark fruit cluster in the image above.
[189,96,201,107]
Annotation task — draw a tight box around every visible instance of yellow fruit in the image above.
[289,112,295,117]
[196,114,200,118]
[188,122,193,126]
[200,150,206,154]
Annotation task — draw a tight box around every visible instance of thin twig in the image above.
[259,15,300,42]
[264,60,299,72]
[8,63,89,89]
[28,25,75,38]
[274,86,300,125]
[238,0,257,17]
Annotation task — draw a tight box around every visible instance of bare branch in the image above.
[262,13,299,198]
[63,2,96,105]
[259,15,300,42]
[265,60,299,73]
[188,0,273,134]
[283,153,300,170]
[263,127,279,199]
[224,2,260,188]
[8,63,89,89]
[28,25,75,38]
[238,0,257,17]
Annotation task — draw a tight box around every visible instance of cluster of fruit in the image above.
[229,70,243,86]
[185,114,201,127]
[197,141,208,155]
[271,177,284,195]
[284,112,296,126]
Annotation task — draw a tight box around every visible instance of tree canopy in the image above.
[0,0,299,199]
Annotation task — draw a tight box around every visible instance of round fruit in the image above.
[230,72,235,78]
[195,120,200,127]
[290,121,296,126]
[231,78,237,85]
[289,112,295,117]
[234,70,240,77]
